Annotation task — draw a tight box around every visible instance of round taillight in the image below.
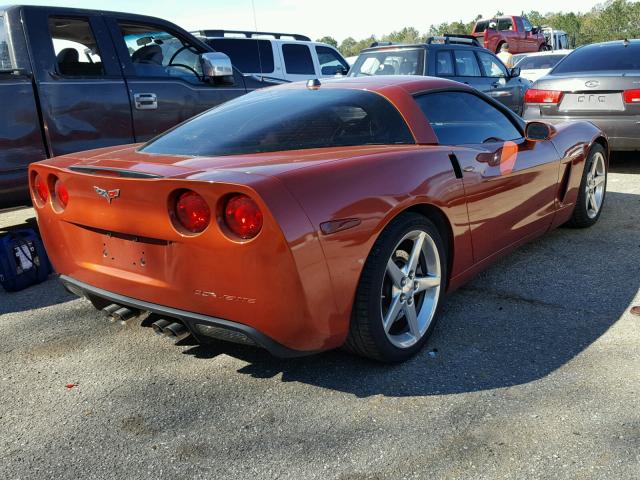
[224,194,263,239]
[175,190,211,234]
[54,179,69,208]
[33,173,48,203]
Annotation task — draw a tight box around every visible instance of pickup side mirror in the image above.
[525,121,556,141]
[201,52,234,84]
[531,27,539,35]
[510,67,521,78]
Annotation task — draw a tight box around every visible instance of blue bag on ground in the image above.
[0,229,52,292]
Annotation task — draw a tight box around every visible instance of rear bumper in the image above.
[60,275,317,358]
[523,108,640,150]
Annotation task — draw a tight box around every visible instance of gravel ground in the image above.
[1,156,639,480]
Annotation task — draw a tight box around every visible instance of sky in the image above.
[18,0,603,42]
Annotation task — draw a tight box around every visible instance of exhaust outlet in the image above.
[111,307,138,323]
[151,319,171,336]
[162,322,190,342]
[102,304,121,316]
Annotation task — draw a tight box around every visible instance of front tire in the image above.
[344,213,447,362]
[566,144,607,228]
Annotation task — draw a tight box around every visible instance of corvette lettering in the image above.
[194,290,256,304]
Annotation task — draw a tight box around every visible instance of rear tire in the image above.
[566,144,607,228]
[344,213,447,363]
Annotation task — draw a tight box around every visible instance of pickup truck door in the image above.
[106,17,248,142]
[23,9,134,156]
[415,91,559,261]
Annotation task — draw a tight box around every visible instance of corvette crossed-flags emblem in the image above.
[93,186,121,204]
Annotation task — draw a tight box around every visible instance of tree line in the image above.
[317,0,640,57]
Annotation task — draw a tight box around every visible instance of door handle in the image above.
[134,93,158,110]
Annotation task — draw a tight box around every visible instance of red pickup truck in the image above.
[472,16,547,54]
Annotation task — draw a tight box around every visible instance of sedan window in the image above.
[416,91,522,145]
[350,48,425,77]
[553,43,640,73]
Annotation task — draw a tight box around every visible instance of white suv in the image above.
[193,30,350,82]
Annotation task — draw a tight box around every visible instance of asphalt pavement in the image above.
[0,156,638,479]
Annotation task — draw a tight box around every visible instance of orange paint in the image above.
[499,141,519,175]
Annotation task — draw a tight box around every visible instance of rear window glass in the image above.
[553,44,640,73]
[0,16,13,70]
[206,38,274,74]
[350,48,425,77]
[474,20,489,33]
[282,44,314,74]
[517,54,566,70]
[142,89,415,156]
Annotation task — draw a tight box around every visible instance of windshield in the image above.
[517,54,566,70]
[0,16,13,70]
[553,43,640,73]
[349,48,425,77]
[142,89,414,156]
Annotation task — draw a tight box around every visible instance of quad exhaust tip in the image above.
[101,304,138,324]
[151,319,191,342]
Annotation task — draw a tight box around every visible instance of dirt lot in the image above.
[1,156,638,480]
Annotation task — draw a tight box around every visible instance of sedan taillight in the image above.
[223,194,263,240]
[623,89,640,103]
[524,89,564,104]
[174,190,211,234]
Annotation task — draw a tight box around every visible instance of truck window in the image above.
[206,38,274,74]
[282,44,314,74]
[522,18,533,32]
[497,18,514,31]
[49,17,104,76]
[0,16,12,69]
[119,22,204,84]
[315,46,348,75]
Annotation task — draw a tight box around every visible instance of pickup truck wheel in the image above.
[344,213,447,363]
[539,44,549,51]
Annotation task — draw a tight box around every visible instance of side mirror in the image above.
[201,52,234,84]
[531,27,539,35]
[510,67,521,78]
[525,121,556,141]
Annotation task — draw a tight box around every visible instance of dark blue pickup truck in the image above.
[0,5,276,208]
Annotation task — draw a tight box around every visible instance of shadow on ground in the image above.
[177,189,639,397]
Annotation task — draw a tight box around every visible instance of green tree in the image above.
[316,36,338,48]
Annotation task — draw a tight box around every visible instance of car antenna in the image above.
[307,78,321,90]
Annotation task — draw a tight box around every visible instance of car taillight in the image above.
[524,89,564,104]
[33,173,48,203]
[623,89,640,103]
[54,178,69,208]
[175,190,211,234]
[224,194,263,239]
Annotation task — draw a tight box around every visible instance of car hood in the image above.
[44,143,426,180]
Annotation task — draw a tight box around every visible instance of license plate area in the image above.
[100,233,165,271]
[560,92,624,111]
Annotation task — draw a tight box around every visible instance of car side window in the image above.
[315,45,348,75]
[207,38,274,74]
[453,50,481,77]
[477,51,508,77]
[497,18,513,31]
[49,17,104,76]
[282,44,315,74]
[522,18,533,32]
[118,22,205,84]
[415,91,522,145]
[435,51,454,76]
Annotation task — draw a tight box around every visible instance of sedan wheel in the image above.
[345,213,447,362]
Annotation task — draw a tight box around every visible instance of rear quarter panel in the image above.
[277,146,473,333]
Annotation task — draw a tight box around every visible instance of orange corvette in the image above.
[30,76,608,362]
